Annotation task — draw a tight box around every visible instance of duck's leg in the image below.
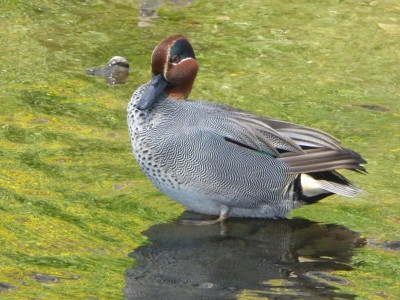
[180,205,230,226]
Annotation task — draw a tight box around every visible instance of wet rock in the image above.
[197,282,213,289]
[85,56,130,85]
[29,119,49,124]
[375,291,389,298]
[138,0,194,26]
[381,241,400,251]
[0,282,14,292]
[359,104,389,112]
[367,240,400,251]
[31,273,59,283]
[114,184,124,190]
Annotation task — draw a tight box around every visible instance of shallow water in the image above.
[1,0,399,299]
[125,212,364,300]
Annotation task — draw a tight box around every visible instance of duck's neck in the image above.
[164,80,195,100]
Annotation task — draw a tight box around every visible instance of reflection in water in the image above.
[124,212,365,299]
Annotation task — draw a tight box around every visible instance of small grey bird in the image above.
[85,56,130,85]
[127,35,366,224]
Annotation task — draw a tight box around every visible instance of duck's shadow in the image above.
[124,211,365,299]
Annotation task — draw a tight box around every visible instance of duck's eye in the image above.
[170,54,181,64]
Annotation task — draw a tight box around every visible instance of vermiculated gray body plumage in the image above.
[128,82,363,218]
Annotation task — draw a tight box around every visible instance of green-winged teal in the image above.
[127,35,366,224]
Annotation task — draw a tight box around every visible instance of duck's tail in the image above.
[279,147,366,203]
[293,170,364,204]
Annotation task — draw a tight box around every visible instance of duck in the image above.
[127,35,366,224]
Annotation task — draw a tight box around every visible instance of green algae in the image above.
[0,0,399,299]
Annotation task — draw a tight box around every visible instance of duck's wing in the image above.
[255,117,342,150]
[200,104,303,156]
[278,148,366,173]
[198,102,366,174]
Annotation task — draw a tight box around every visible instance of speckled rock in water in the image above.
[85,56,130,85]
[0,282,14,292]
[31,273,59,283]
